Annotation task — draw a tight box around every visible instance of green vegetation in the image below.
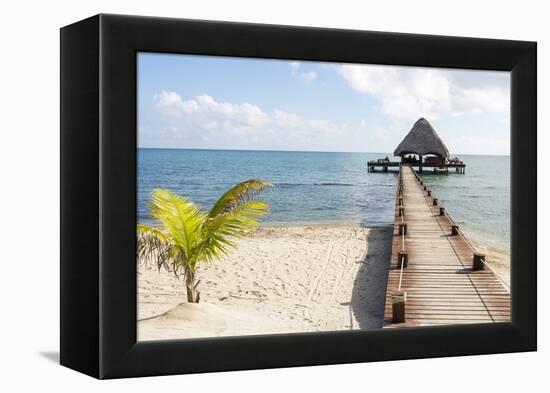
[137,179,271,303]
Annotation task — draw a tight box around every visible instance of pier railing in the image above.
[368,160,465,174]
[438,202,510,290]
[391,166,408,322]
[389,165,509,325]
[413,170,510,290]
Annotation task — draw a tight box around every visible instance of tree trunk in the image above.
[183,261,200,303]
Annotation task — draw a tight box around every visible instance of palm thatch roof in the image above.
[393,118,449,158]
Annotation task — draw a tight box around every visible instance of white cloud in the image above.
[290,61,300,71]
[338,64,509,121]
[154,91,269,135]
[289,61,317,83]
[152,91,346,147]
[300,71,317,82]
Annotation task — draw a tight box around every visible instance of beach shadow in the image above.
[38,351,59,364]
[350,226,393,330]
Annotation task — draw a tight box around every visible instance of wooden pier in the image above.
[384,165,510,327]
[368,160,466,174]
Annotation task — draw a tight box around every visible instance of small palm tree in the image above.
[137,179,271,303]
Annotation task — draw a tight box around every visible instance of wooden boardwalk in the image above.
[368,160,465,174]
[383,166,510,327]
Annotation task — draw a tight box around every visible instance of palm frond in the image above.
[137,224,180,273]
[196,200,269,265]
[208,179,272,218]
[137,181,271,296]
[149,189,207,262]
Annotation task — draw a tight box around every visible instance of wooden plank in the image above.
[383,166,510,327]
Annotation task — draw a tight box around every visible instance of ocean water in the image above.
[417,155,510,255]
[137,149,510,255]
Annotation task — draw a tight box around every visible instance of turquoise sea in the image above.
[137,149,510,255]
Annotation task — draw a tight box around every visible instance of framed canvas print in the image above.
[60,14,536,379]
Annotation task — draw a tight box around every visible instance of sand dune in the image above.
[137,225,393,341]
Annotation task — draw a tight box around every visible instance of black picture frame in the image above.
[60,14,537,379]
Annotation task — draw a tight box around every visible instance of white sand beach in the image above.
[137,224,393,341]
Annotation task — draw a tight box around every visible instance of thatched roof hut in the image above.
[394,118,449,158]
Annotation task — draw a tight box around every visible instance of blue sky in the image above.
[138,53,510,155]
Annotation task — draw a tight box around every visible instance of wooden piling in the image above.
[472,253,485,271]
[397,251,408,268]
[391,291,406,323]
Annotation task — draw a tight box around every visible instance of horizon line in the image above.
[136,146,511,157]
